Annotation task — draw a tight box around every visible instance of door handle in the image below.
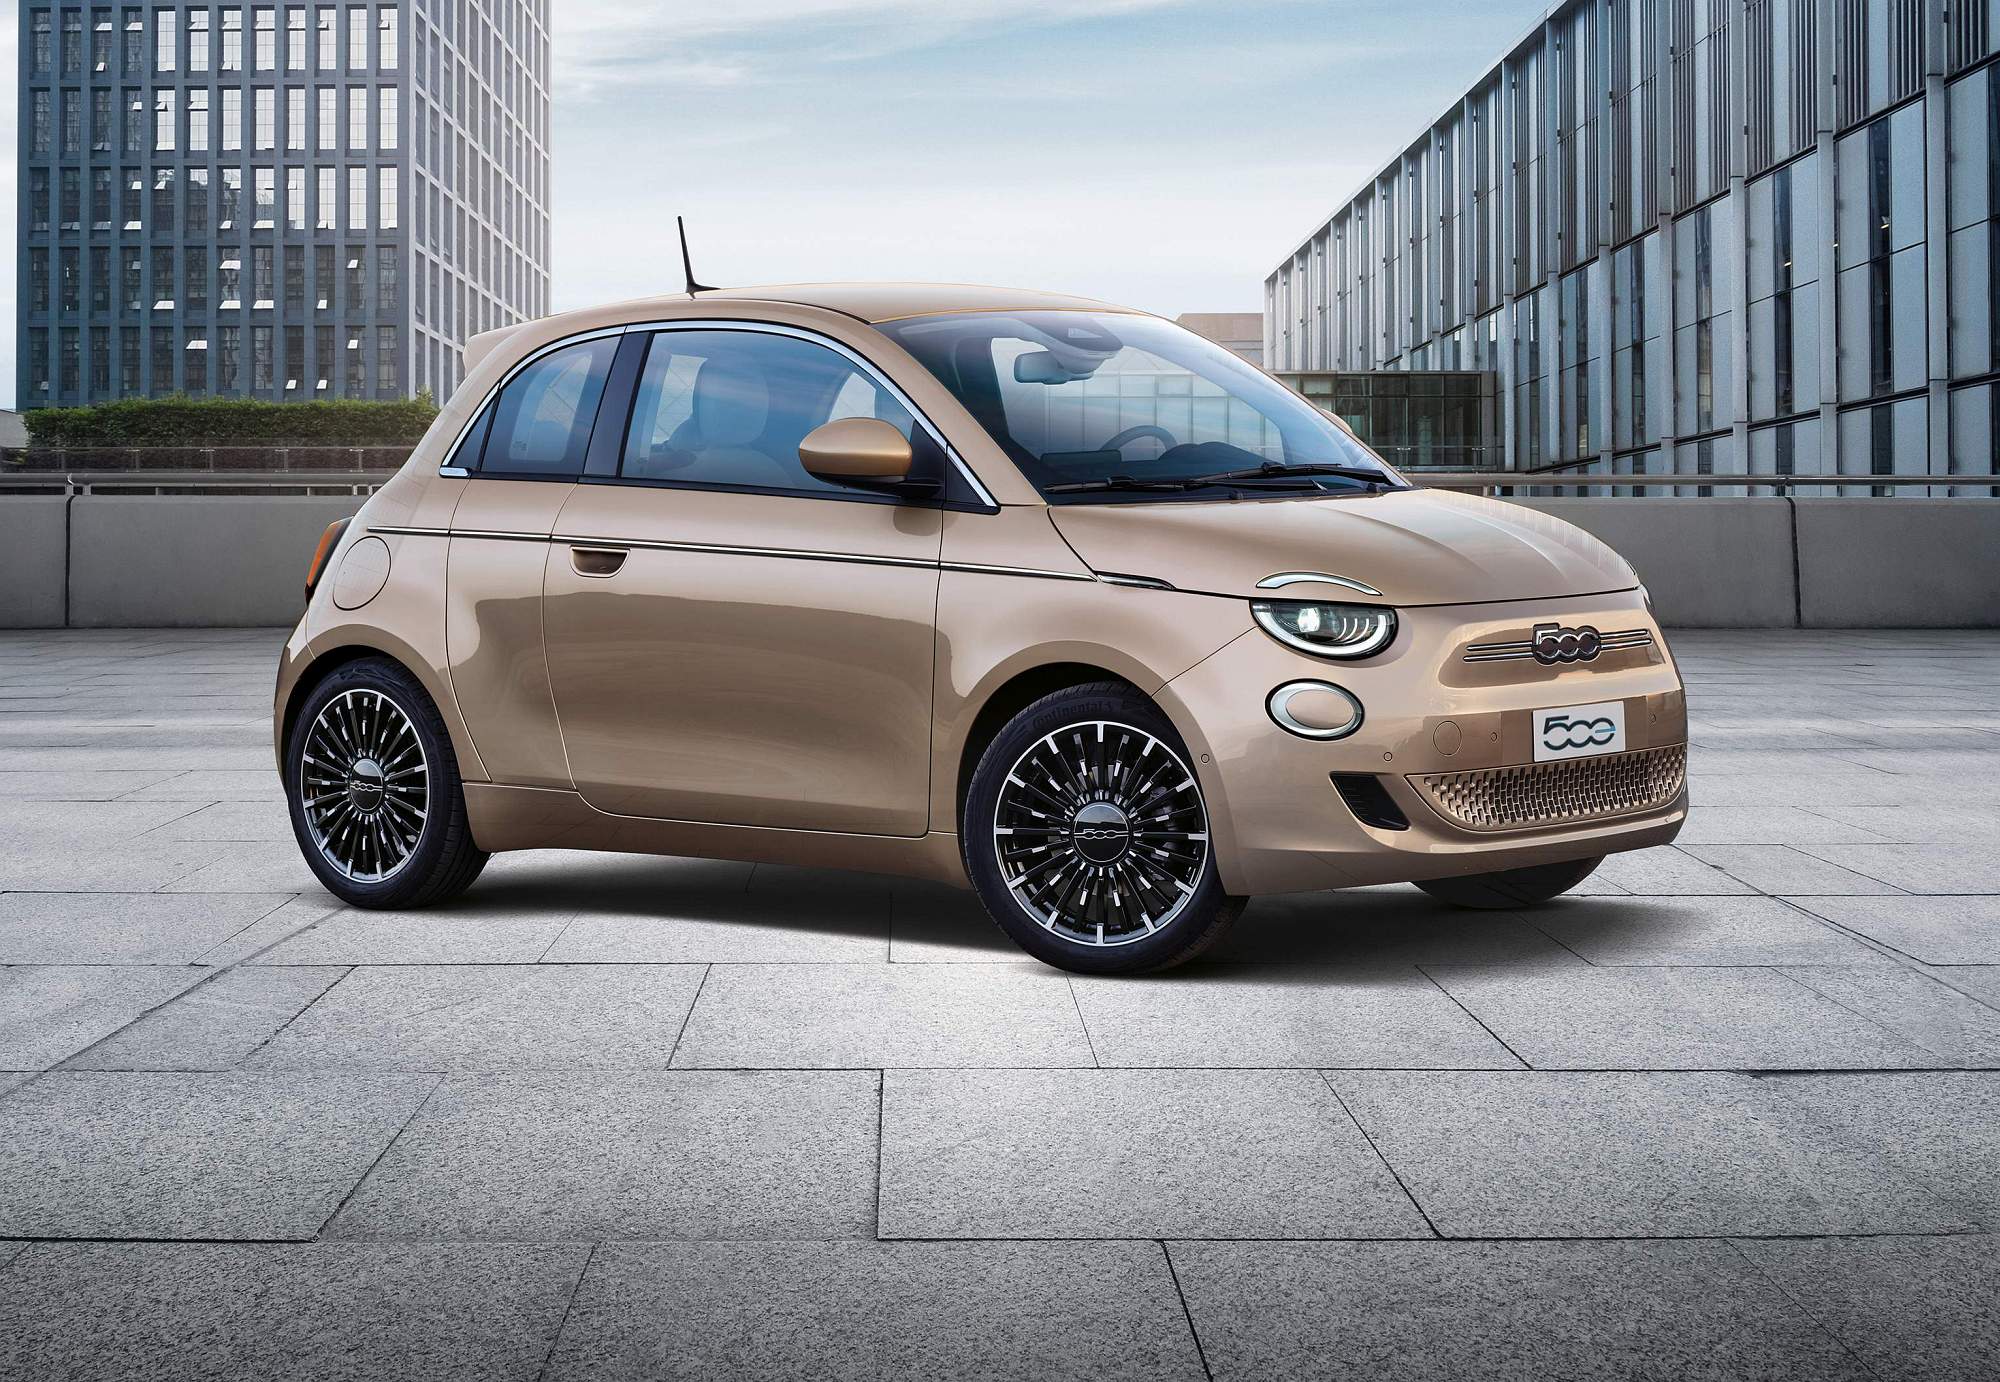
[569,544,628,577]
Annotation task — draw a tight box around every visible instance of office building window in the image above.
[379,8,398,69]
[287,88,305,149]
[60,328,82,396]
[124,8,145,76]
[186,88,207,151]
[255,8,276,69]
[255,167,276,226]
[156,9,177,71]
[222,88,241,150]
[32,91,53,155]
[90,248,111,314]
[377,246,399,309]
[379,86,397,150]
[189,9,209,71]
[125,90,146,154]
[221,8,243,71]
[62,9,83,74]
[221,168,243,228]
[348,86,368,148]
[90,333,111,396]
[316,246,335,308]
[120,330,142,394]
[92,89,113,152]
[30,169,51,233]
[254,246,275,307]
[345,247,366,310]
[287,7,306,69]
[31,10,53,74]
[93,10,114,75]
[63,90,82,155]
[220,252,242,309]
[152,327,174,393]
[60,169,81,231]
[219,326,243,393]
[316,324,335,387]
[255,88,275,148]
[377,326,398,393]
[349,166,368,229]
[286,324,305,392]
[186,247,209,311]
[123,173,144,229]
[92,169,114,229]
[252,326,275,393]
[151,167,176,234]
[317,7,336,69]
[285,249,305,309]
[348,6,368,68]
[346,332,366,395]
[287,167,306,228]
[29,250,51,312]
[124,251,144,312]
[186,167,209,233]
[318,87,336,149]
[379,166,398,229]
[152,246,175,308]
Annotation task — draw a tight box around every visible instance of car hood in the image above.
[1048,488,1638,607]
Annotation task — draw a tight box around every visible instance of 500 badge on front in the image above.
[1533,700,1626,762]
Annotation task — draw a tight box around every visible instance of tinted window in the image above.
[621,329,916,495]
[480,337,616,477]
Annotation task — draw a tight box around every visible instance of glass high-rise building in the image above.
[17,2,550,408]
[1266,0,2000,486]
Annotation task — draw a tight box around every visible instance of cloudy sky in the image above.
[1,0,1547,408]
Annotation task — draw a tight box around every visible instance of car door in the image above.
[443,331,630,789]
[542,324,945,836]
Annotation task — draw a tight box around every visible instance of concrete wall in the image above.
[1,494,1995,629]
[0,497,69,628]
[64,496,367,628]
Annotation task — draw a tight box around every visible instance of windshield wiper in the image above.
[1185,461,1399,490]
[1043,474,1208,494]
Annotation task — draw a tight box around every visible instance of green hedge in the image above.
[24,393,438,448]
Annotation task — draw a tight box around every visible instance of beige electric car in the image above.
[277,283,1687,973]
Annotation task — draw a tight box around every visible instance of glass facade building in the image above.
[1265,0,2000,488]
[17,1,550,408]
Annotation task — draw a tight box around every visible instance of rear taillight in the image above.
[304,517,352,601]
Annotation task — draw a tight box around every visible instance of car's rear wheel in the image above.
[1414,855,1603,909]
[962,682,1243,974]
[285,656,487,908]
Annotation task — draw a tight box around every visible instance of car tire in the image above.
[285,655,487,909]
[962,682,1244,974]
[1414,855,1604,909]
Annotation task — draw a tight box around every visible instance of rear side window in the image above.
[478,337,617,478]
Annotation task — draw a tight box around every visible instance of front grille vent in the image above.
[1412,745,1686,832]
[1332,774,1409,831]
[1462,628,1654,664]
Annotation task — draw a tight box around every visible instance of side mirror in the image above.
[799,417,914,486]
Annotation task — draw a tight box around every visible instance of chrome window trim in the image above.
[1255,571,1384,597]
[440,316,1001,511]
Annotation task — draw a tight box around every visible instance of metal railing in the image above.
[0,470,388,497]
[0,444,414,475]
[1411,472,2000,493]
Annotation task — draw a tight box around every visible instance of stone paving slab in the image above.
[543,1240,1206,1381]
[1525,894,1896,966]
[1070,965,1523,1069]
[1425,965,1935,1069]
[1733,1236,2000,1382]
[1684,844,1908,896]
[1169,1239,1870,1381]
[0,1241,591,1382]
[671,963,1091,1068]
[0,1070,438,1239]
[1779,967,2000,1066]
[253,903,577,965]
[246,964,708,1072]
[0,965,206,1069]
[0,893,295,965]
[65,965,348,1071]
[1758,1073,2000,1223]
[325,1072,879,1241]
[1791,896,2000,964]
[879,1068,1429,1240]
[1328,1071,1973,1238]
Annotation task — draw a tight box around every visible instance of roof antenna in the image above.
[678,216,716,295]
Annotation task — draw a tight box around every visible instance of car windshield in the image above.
[874,311,1404,502]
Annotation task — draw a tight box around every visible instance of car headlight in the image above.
[1250,600,1397,659]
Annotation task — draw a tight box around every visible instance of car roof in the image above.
[627,282,1142,324]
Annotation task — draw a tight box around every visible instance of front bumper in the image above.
[1158,588,1688,896]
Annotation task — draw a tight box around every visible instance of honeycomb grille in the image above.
[1412,745,1686,833]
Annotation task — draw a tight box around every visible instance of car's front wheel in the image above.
[285,656,487,908]
[962,682,1243,974]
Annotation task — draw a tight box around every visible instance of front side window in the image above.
[875,311,1399,503]
[479,338,618,477]
[621,329,917,496]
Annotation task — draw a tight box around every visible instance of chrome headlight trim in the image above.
[1250,600,1398,659]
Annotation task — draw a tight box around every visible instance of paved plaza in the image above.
[1,627,1997,1379]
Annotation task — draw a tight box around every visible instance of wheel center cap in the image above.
[1070,801,1132,864]
[348,758,386,812]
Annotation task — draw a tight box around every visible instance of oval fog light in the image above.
[1268,680,1364,740]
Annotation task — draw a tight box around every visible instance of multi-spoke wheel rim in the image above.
[993,719,1211,947]
[297,688,429,883]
